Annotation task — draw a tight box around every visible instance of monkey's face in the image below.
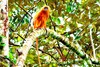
[44,7,48,11]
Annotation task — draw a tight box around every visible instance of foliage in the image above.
[8,0,100,67]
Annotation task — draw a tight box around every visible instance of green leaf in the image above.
[49,64,52,67]
[1,43,6,46]
[9,52,16,64]
[67,5,71,12]
[52,63,57,67]
[18,37,22,42]
[9,52,14,60]
[25,17,29,23]
[63,49,68,56]
[13,58,17,64]
[65,33,70,38]
[75,36,82,41]
[56,18,61,25]
[52,17,61,25]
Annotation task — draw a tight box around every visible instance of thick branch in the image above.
[15,28,100,67]
[15,29,46,67]
[46,28,100,65]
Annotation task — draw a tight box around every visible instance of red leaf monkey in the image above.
[32,6,50,66]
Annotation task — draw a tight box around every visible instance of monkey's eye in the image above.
[44,7,48,10]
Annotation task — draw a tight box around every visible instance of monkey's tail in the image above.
[36,38,41,66]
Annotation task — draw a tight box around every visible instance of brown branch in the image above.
[54,46,66,61]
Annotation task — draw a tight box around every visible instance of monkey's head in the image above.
[44,6,48,10]
[42,6,50,12]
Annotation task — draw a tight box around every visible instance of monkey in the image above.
[33,6,50,29]
[32,5,50,66]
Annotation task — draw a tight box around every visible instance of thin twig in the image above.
[90,28,96,60]
[95,45,100,50]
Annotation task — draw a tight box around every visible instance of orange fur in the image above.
[33,6,50,29]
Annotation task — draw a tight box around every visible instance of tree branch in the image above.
[90,28,97,60]
[95,45,100,50]
[15,28,100,67]
[15,29,46,67]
